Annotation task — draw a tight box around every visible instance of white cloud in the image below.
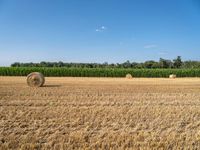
[95,26,107,32]
[158,52,167,55]
[101,26,106,30]
[144,44,158,49]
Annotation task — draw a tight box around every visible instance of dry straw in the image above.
[126,73,133,79]
[169,74,176,79]
[27,72,45,87]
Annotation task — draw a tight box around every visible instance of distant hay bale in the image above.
[27,72,45,87]
[169,74,176,79]
[126,73,133,79]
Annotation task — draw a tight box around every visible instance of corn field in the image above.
[0,67,200,77]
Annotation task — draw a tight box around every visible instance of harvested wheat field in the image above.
[1,77,200,149]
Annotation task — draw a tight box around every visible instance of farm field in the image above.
[1,77,200,149]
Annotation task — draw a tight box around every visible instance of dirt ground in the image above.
[0,77,200,149]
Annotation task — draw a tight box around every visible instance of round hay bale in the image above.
[126,73,133,79]
[27,72,45,87]
[169,74,176,79]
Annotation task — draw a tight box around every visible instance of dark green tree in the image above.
[159,58,172,68]
[173,56,182,68]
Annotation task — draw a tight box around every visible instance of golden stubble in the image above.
[0,77,200,149]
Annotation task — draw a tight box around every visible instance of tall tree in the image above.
[173,56,182,68]
[159,58,172,68]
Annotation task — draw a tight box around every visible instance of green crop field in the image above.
[0,67,200,77]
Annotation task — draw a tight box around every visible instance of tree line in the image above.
[11,56,200,69]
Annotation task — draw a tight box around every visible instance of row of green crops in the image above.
[0,67,200,77]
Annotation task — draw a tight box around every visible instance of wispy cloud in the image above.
[158,52,167,55]
[95,26,107,32]
[144,44,158,49]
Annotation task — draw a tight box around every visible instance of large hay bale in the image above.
[169,74,176,79]
[27,72,45,87]
[126,73,133,79]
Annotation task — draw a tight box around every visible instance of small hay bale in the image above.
[169,74,176,79]
[126,73,133,79]
[27,72,45,87]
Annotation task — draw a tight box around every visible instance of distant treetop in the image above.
[11,56,200,69]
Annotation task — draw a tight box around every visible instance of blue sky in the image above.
[0,0,200,66]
